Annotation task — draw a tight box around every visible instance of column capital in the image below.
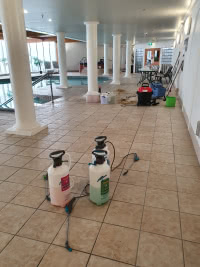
[84,21,99,25]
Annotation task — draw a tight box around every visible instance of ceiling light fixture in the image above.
[48,18,52,22]
[24,9,28,14]
[184,16,192,35]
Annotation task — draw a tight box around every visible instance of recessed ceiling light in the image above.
[144,32,148,35]
[48,18,52,22]
[24,9,28,14]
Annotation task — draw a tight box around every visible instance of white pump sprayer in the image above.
[48,150,74,208]
[92,136,110,163]
[89,150,110,205]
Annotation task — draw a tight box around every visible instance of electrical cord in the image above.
[65,183,89,252]
[106,141,139,174]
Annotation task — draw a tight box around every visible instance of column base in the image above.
[111,80,121,85]
[124,75,132,79]
[103,73,109,76]
[56,85,70,89]
[86,93,100,103]
[6,123,48,136]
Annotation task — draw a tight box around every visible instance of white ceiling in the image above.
[23,0,191,44]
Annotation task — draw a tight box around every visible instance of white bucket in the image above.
[101,93,115,104]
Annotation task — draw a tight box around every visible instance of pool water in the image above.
[48,76,110,86]
[0,76,110,109]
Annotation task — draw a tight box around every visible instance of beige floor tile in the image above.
[39,199,66,214]
[0,166,18,181]
[131,142,152,152]
[18,210,66,243]
[183,241,200,267]
[37,149,53,159]
[0,236,49,267]
[177,177,200,194]
[19,147,44,157]
[0,202,7,211]
[66,130,86,137]
[154,132,172,138]
[153,136,173,146]
[154,127,172,133]
[179,193,200,216]
[174,145,196,156]
[134,135,153,144]
[88,255,133,267]
[151,152,174,164]
[110,168,121,182]
[93,223,139,265]
[24,158,51,171]
[104,200,143,229]
[16,139,37,147]
[175,154,199,167]
[39,245,89,267]
[145,188,179,211]
[30,172,46,188]
[148,172,177,191]
[173,138,193,147]
[0,182,25,202]
[68,151,83,162]
[142,206,181,238]
[54,217,101,253]
[124,159,150,172]
[7,168,41,185]
[4,155,32,168]
[137,232,184,267]
[181,213,200,243]
[41,134,63,142]
[149,161,176,175]
[70,163,89,178]
[113,183,146,205]
[78,153,91,164]
[0,144,9,152]
[2,145,26,155]
[59,135,80,143]
[119,170,148,187]
[31,140,53,149]
[71,197,109,222]
[152,144,174,154]
[176,164,200,179]
[48,141,71,150]
[0,153,14,164]
[0,232,13,253]
[0,203,35,234]
[12,186,45,208]
[0,137,22,145]
[68,142,91,153]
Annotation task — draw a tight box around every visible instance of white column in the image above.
[103,43,109,75]
[125,40,132,78]
[0,0,46,136]
[84,21,100,103]
[111,34,121,85]
[56,32,68,88]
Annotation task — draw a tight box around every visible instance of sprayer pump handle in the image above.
[95,136,107,142]
[92,150,107,157]
[49,150,65,159]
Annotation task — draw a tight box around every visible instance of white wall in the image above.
[65,42,113,71]
[175,0,200,162]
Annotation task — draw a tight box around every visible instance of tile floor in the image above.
[0,75,199,266]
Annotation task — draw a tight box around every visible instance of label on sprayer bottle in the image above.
[61,175,70,192]
[101,178,109,195]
